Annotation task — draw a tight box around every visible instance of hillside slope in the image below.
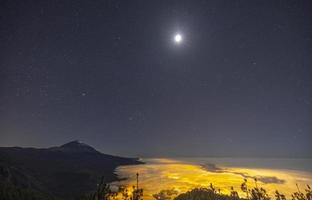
[0,141,142,200]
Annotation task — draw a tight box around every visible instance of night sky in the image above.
[1,0,311,157]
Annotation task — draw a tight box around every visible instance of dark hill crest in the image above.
[50,140,99,153]
[0,141,143,200]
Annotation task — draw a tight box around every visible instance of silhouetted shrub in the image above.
[174,187,239,200]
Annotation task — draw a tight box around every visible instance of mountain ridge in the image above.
[0,141,143,200]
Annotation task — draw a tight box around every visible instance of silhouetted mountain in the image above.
[0,141,143,200]
[49,140,99,153]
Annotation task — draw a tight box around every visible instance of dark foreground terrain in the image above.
[0,141,142,200]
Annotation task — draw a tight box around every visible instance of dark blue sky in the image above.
[0,0,311,157]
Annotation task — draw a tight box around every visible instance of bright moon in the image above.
[174,34,182,44]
